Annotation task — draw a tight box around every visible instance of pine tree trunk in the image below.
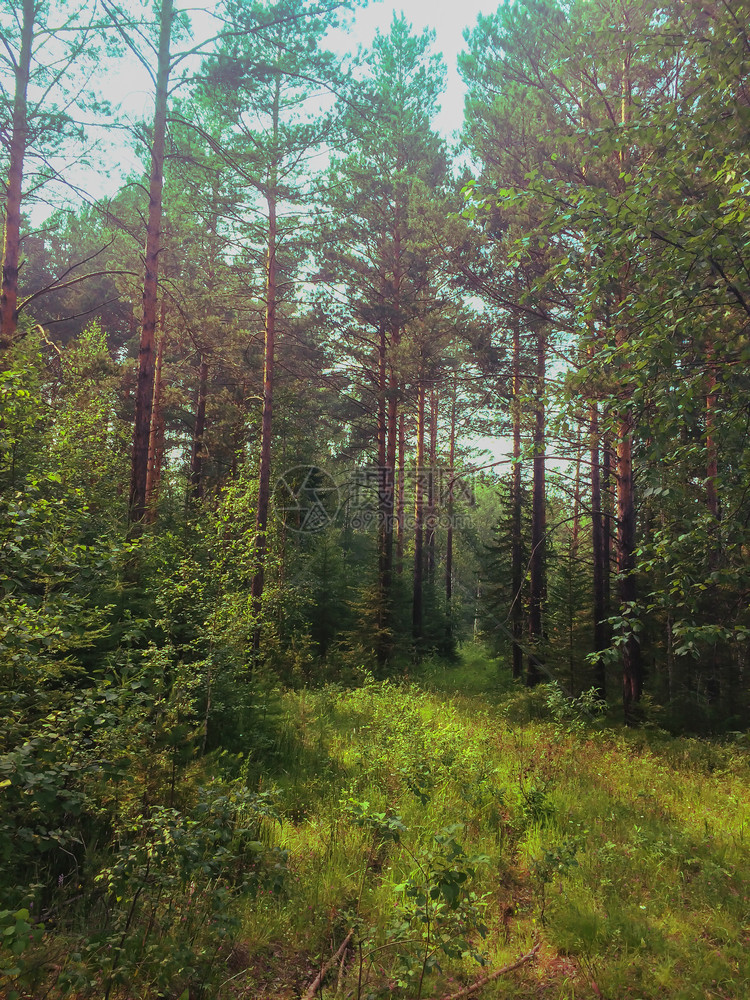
[616,50,642,722]
[251,78,280,652]
[145,317,166,521]
[617,407,641,722]
[426,388,438,584]
[568,421,582,690]
[511,314,524,680]
[190,356,209,501]
[412,377,426,643]
[590,403,607,696]
[376,306,391,665]
[386,150,404,613]
[0,0,34,349]
[572,421,582,551]
[377,311,387,566]
[527,327,546,687]
[445,380,456,619]
[385,369,397,585]
[396,411,405,574]
[128,0,173,527]
[603,433,613,618]
[606,52,639,716]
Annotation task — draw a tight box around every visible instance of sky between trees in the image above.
[88,0,497,201]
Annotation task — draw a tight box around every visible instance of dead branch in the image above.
[423,941,541,1000]
[37,324,62,359]
[303,929,354,1000]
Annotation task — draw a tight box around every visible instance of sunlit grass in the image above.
[228,648,750,998]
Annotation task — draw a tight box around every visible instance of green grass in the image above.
[218,649,750,999]
[16,648,745,998]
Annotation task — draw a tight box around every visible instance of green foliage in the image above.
[231,653,750,998]
[544,682,606,734]
[83,786,286,999]
[0,328,129,693]
[0,906,45,999]
[529,834,581,925]
[0,477,121,688]
[0,657,288,995]
[343,798,408,843]
[388,827,490,991]
[2,0,750,992]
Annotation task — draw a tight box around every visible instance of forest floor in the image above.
[230,646,750,1000]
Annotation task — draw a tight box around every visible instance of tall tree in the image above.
[1,0,104,348]
[527,320,546,686]
[461,12,561,687]
[203,0,349,650]
[319,14,447,661]
[110,0,175,527]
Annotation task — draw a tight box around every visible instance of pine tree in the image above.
[318,14,447,662]
[1,0,106,348]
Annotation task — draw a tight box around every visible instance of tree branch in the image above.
[19,269,138,314]
[302,929,354,1000]
[423,941,541,1000]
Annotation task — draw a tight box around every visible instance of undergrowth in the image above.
[2,646,749,998]
[227,651,750,1000]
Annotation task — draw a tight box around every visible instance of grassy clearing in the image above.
[12,647,745,998]
[230,646,750,1000]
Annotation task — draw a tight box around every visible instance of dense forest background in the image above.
[1,0,749,996]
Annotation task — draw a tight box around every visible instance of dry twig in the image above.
[303,929,354,1000]
[422,941,541,1000]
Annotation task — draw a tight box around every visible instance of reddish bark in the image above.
[445,377,457,647]
[384,368,397,586]
[527,327,546,687]
[590,403,608,697]
[602,434,614,614]
[0,0,34,349]
[376,309,391,663]
[396,411,405,574]
[128,0,173,527]
[190,356,209,501]
[377,310,387,535]
[384,153,404,603]
[426,388,438,583]
[617,407,642,721]
[511,314,524,681]
[412,377,426,642]
[445,380,456,609]
[616,53,642,722]
[250,98,279,648]
[144,319,166,521]
[572,422,582,552]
